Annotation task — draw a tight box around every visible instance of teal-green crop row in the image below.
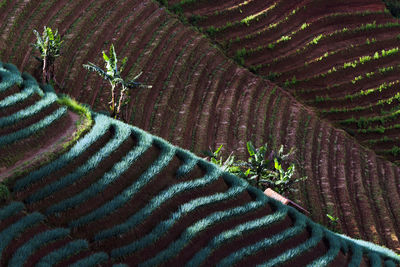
[2,60,400,265]
[46,125,153,216]
[94,153,200,240]
[307,231,341,266]
[0,74,40,109]
[95,158,219,240]
[0,65,23,92]
[36,240,89,267]
[8,228,70,267]
[0,201,24,220]
[0,202,115,266]
[0,106,67,147]
[13,114,112,191]
[144,196,287,267]
[188,203,289,266]
[0,92,57,128]
[0,212,44,258]
[262,221,323,267]
[111,173,254,258]
[336,232,400,265]
[69,252,109,267]
[216,210,306,267]
[26,121,131,204]
[69,138,174,228]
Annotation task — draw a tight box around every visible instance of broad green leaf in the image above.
[247,141,255,156]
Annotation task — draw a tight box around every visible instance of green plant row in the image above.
[339,108,400,128]
[36,240,89,267]
[251,20,400,73]
[0,63,23,92]
[0,73,42,109]
[8,228,70,267]
[69,252,109,267]
[144,191,286,266]
[13,114,113,191]
[94,156,221,241]
[0,211,44,257]
[188,204,290,265]
[217,210,307,266]
[0,106,67,147]
[46,126,154,216]
[69,138,175,228]
[26,120,131,204]
[0,92,57,128]
[308,47,400,82]
[110,173,258,259]
[0,202,111,267]
[0,201,24,220]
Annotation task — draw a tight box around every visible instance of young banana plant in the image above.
[83,44,151,120]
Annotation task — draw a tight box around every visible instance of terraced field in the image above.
[1,62,400,266]
[2,0,400,257]
[164,0,400,164]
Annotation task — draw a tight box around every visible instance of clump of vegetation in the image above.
[83,44,152,120]
[205,141,307,196]
[383,0,400,18]
[0,184,10,202]
[32,26,63,84]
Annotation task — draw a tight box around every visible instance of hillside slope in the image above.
[1,0,400,253]
[164,0,400,164]
[0,62,400,266]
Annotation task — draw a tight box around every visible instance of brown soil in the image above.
[0,109,71,169]
[0,84,20,102]
[13,0,71,68]
[196,0,275,29]
[27,133,137,214]
[215,0,310,42]
[180,53,227,151]
[0,102,59,135]
[25,237,72,267]
[200,214,293,265]
[278,37,400,83]
[0,111,79,183]
[246,13,394,67]
[122,189,253,264]
[13,125,114,202]
[1,222,48,266]
[261,22,400,75]
[0,93,41,118]
[45,138,156,227]
[181,0,244,16]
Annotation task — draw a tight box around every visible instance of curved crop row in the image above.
[165,0,400,162]
[0,202,110,266]
[3,0,400,256]
[1,64,400,265]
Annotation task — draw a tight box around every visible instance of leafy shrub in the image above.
[205,142,307,195]
[383,0,400,18]
[0,184,10,202]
